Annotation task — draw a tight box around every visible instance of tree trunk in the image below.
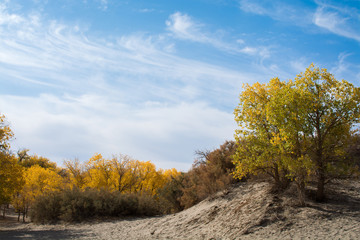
[296,180,306,206]
[315,148,326,201]
[273,164,282,188]
[316,172,326,202]
[22,206,28,223]
[22,209,26,223]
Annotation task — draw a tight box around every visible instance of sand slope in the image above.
[1,179,359,239]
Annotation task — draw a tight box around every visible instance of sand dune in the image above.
[1,179,359,239]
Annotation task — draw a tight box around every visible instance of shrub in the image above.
[157,174,184,214]
[30,191,62,224]
[137,193,161,216]
[179,141,238,209]
[59,187,95,222]
[30,187,163,223]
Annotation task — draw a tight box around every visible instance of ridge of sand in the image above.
[1,179,359,239]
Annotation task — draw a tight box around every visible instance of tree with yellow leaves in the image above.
[0,114,13,152]
[110,154,135,192]
[85,153,112,190]
[64,158,87,189]
[0,114,24,217]
[13,165,63,222]
[233,78,290,188]
[0,153,24,217]
[293,65,360,200]
[233,64,360,203]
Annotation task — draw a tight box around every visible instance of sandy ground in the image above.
[1,179,359,240]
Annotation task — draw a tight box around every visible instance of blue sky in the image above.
[0,0,359,171]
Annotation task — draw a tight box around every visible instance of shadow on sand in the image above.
[0,229,90,240]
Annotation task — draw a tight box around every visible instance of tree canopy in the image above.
[233,64,360,203]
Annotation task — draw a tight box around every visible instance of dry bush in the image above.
[156,174,184,214]
[30,187,162,223]
[180,141,238,209]
[30,191,62,224]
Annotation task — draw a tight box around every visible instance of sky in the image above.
[0,0,359,171]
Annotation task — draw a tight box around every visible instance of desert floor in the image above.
[1,179,359,240]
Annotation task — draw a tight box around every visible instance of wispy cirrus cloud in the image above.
[0,3,250,170]
[238,0,313,26]
[313,3,360,42]
[0,6,250,105]
[238,0,360,43]
[166,12,270,59]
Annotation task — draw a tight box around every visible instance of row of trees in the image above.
[64,154,178,195]
[1,110,239,222]
[233,64,360,204]
[0,116,180,221]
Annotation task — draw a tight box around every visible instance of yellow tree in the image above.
[157,168,181,192]
[0,153,24,217]
[0,114,24,217]
[233,79,289,188]
[266,78,314,205]
[64,158,87,189]
[233,64,360,202]
[14,165,63,222]
[85,153,112,190]
[0,114,13,152]
[133,161,160,194]
[293,64,360,201]
[110,154,134,192]
[20,153,57,170]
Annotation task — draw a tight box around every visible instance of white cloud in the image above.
[1,94,236,171]
[238,0,267,15]
[166,12,270,58]
[290,57,311,73]
[330,52,352,76]
[236,39,245,44]
[238,0,313,26]
[138,8,155,13]
[0,8,248,104]
[0,4,252,170]
[313,4,360,42]
[166,12,210,43]
[0,9,23,25]
[239,0,360,43]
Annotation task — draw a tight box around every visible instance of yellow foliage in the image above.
[23,165,63,199]
[0,153,24,205]
[64,158,87,189]
[233,64,360,198]
[0,114,14,151]
[85,153,112,190]
[77,153,178,195]
[13,165,63,217]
